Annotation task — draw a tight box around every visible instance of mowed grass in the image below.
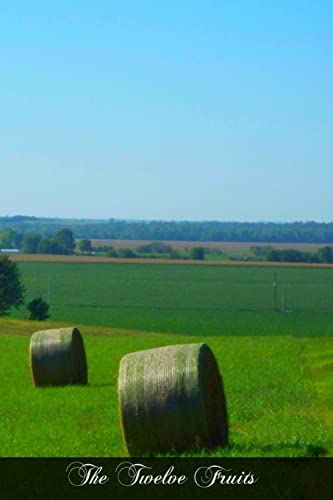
[10,262,333,337]
[0,319,332,457]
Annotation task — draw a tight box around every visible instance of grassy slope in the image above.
[1,318,332,457]
[302,338,333,453]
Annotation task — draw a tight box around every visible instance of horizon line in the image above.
[1,215,333,225]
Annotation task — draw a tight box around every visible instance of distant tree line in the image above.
[0,229,209,260]
[3,225,333,264]
[2,216,333,243]
[264,246,333,264]
[92,242,206,260]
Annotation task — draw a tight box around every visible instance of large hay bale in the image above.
[29,327,88,386]
[118,343,228,456]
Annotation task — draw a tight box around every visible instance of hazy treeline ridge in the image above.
[1,216,333,243]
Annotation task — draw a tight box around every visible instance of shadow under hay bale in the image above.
[118,343,228,456]
[29,327,88,387]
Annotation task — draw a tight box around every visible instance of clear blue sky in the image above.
[1,1,332,222]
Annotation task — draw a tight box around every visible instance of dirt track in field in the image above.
[7,253,333,268]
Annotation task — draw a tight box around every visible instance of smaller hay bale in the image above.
[29,327,88,386]
[118,343,228,456]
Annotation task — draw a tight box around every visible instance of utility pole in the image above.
[273,272,278,312]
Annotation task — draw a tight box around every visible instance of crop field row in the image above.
[10,262,333,337]
[1,319,332,457]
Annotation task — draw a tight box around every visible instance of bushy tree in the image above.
[78,239,93,253]
[190,247,205,260]
[117,248,136,258]
[169,248,181,259]
[37,237,62,254]
[22,233,42,253]
[35,230,75,255]
[56,229,75,254]
[0,256,25,315]
[105,247,118,257]
[317,246,333,263]
[27,297,50,321]
[0,229,23,249]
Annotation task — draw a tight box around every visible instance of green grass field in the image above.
[2,261,333,457]
[11,262,333,336]
[1,319,332,457]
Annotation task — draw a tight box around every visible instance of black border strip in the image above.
[1,458,333,500]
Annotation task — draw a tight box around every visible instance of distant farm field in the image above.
[10,261,333,337]
[1,319,332,457]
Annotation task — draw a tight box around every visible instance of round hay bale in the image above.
[118,343,228,456]
[29,327,88,387]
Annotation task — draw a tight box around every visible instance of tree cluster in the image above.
[265,246,333,263]
[0,256,50,320]
[9,229,76,255]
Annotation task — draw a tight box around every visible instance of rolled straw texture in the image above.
[29,327,88,386]
[118,343,228,456]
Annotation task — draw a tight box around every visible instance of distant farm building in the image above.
[0,248,20,254]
